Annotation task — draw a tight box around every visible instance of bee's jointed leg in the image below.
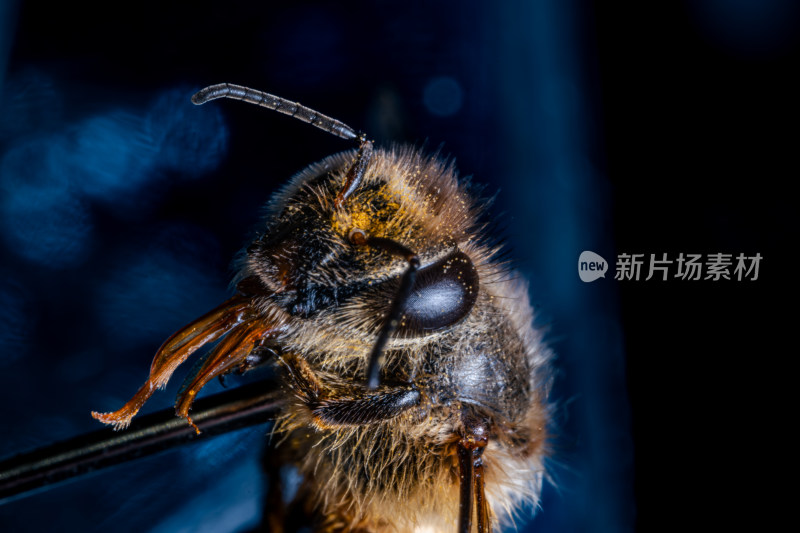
[280,353,420,429]
[457,415,491,533]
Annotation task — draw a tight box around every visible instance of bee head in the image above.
[193,84,481,358]
[240,147,480,340]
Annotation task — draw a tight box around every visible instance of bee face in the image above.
[92,84,552,533]
[244,149,481,340]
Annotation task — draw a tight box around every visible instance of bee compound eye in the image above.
[397,251,479,336]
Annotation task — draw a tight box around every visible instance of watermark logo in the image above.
[578,251,608,282]
[579,251,762,282]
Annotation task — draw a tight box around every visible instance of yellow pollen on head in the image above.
[331,189,406,239]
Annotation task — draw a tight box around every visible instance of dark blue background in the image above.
[1,1,795,532]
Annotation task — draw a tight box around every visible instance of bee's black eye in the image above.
[397,251,479,336]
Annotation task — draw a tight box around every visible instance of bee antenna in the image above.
[349,231,420,389]
[191,83,361,142]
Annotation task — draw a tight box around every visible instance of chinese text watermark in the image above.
[579,252,762,282]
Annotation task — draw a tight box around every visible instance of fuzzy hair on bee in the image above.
[91,83,553,533]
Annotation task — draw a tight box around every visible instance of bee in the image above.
[91,83,552,533]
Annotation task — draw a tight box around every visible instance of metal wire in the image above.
[0,379,283,504]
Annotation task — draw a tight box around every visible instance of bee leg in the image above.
[310,386,420,429]
[348,230,420,389]
[280,353,420,429]
[475,450,491,533]
[277,352,325,400]
[457,417,491,533]
[174,318,276,433]
[91,295,255,429]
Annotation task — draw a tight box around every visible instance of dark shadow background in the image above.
[1,0,795,531]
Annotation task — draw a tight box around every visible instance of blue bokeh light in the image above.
[0,69,64,141]
[0,82,231,269]
[0,136,93,268]
[423,76,464,117]
[0,186,93,268]
[147,87,229,179]
[71,110,161,202]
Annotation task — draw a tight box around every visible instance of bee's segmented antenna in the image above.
[349,230,420,389]
[191,83,360,141]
